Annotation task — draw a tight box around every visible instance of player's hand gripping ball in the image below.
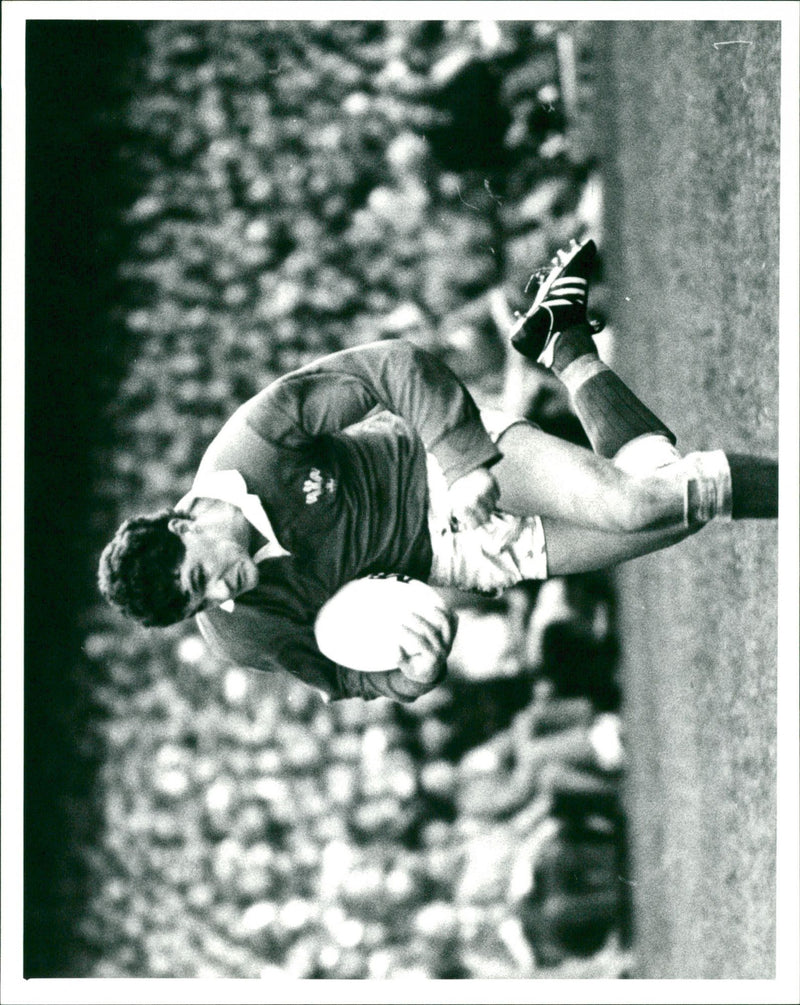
[447,466,500,530]
[314,575,457,683]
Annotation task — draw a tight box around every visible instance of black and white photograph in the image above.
[3,3,798,1002]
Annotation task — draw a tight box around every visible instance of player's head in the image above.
[98,510,193,627]
[98,503,260,626]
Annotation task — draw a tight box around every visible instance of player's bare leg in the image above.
[539,516,697,577]
[488,424,709,576]
[491,422,695,532]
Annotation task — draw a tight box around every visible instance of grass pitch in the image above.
[596,20,781,980]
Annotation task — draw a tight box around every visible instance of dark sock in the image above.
[727,454,779,519]
[551,324,598,374]
[552,327,676,458]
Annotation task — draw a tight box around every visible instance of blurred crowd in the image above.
[72,19,632,978]
[82,571,631,979]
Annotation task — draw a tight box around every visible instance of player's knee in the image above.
[607,486,656,533]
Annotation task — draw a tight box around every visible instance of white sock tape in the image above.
[682,450,733,524]
[558,353,608,394]
[614,434,682,474]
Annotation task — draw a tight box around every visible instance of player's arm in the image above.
[279,624,451,704]
[196,603,451,704]
[446,465,501,529]
[242,340,502,486]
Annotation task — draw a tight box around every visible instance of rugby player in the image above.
[98,239,778,703]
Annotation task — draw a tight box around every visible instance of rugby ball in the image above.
[314,575,446,673]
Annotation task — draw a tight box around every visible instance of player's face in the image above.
[171,519,259,614]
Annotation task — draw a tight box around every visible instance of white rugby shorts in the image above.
[426,408,548,594]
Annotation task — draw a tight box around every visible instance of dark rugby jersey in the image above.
[194,340,500,702]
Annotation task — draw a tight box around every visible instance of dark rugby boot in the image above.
[511,237,603,365]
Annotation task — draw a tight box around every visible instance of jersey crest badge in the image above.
[303,468,336,505]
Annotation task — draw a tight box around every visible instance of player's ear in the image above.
[168,516,192,538]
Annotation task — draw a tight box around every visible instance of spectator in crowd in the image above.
[98,239,778,704]
[456,693,623,820]
[450,693,627,971]
[509,768,630,969]
[525,574,621,711]
[445,571,619,712]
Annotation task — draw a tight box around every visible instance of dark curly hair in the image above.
[97,509,193,627]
